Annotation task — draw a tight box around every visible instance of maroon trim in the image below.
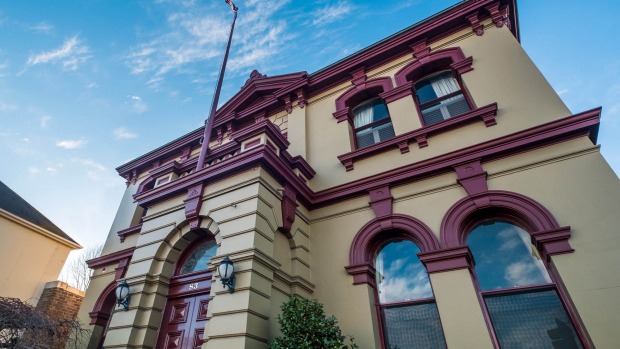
[394,47,471,86]
[279,184,298,236]
[332,77,394,123]
[530,226,574,262]
[149,161,182,178]
[453,159,489,207]
[117,224,142,243]
[87,247,136,270]
[174,236,217,276]
[368,186,393,218]
[466,12,484,36]
[485,2,510,29]
[346,214,440,286]
[379,82,413,103]
[440,190,561,248]
[318,107,599,207]
[418,246,474,273]
[89,282,117,326]
[337,103,498,171]
[184,184,204,230]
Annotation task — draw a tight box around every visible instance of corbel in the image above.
[180,146,192,161]
[296,89,307,109]
[368,186,393,221]
[451,56,474,75]
[254,110,267,123]
[184,183,204,230]
[453,160,489,207]
[283,95,293,114]
[332,107,350,123]
[217,127,224,145]
[351,67,367,90]
[466,12,484,36]
[410,39,431,63]
[114,256,131,280]
[124,174,131,187]
[279,184,298,237]
[485,3,510,28]
[415,134,428,148]
[226,122,234,140]
[131,170,138,185]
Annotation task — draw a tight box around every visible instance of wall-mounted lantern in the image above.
[218,256,235,293]
[115,280,131,311]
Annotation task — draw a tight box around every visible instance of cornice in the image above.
[0,209,82,250]
[87,247,136,270]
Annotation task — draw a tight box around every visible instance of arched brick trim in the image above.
[394,47,472,86]
[89,281,117,326]
[346,214,440,286]
[136,176,155,194]
[333,77,394,122]
[440,190,560,248]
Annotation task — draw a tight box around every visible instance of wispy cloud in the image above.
[40,115,52,128]
[86,82,98,89]
[126,0,293,87]
[28,166,41,175]
[0,101,17,112]
[312,1,353,26]
[126,95,148,113]
[113,127,138,139]
[30,21,54,34]
[56,139,87,149]
[26,35,90,71]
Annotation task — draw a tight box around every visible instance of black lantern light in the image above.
[115,280,131,311]
[218,256,235,293]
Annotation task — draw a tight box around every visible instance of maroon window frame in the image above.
[351,98,395,149]
[412,70,474,127]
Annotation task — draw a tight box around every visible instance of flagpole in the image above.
[196,0,238,172]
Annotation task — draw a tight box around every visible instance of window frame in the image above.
[412,70,474,127]
[371,236,447,349]
[350,97,395,150]
[464,217,586,348]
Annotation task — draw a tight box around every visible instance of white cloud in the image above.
[56,139,87,149]
[312,1,352,26]
[86,82,98,89]
[22,138,30,143]
[0,101,17,112]
[28,166,41,175]
[556,89,569,95]
[127,95,148,113]
[40,115,52,128]
[73,158,106,172]
[30,21,54,34]
[26,35,90,71]
[113,127,138,139]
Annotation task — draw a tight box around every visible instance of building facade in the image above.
[77,0,620,348]
[0,181,82,305]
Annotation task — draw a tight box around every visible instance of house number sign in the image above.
[188,283,199,290]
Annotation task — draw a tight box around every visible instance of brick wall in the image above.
[36,280,85,321]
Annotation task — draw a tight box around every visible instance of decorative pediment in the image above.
[213,71,308,128]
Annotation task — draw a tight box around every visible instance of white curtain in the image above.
[430,74,459,97]
[375,253,385,302]
[353,105,374,128]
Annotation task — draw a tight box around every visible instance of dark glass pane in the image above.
[371,101,389,122]
[352,98,389,128]
[179,240,217,274]
[467,221,551,291]
[415,82,439,104]
[485,289,583,349]
[415,71,459,104]
[375,240,432,303]
[382,302,447,349]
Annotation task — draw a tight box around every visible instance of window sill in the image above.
[337,103,498,171]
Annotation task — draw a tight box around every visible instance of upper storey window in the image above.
[352,98,395,149]
[414,71,471,126]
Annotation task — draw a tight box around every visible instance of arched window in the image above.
[375,239,446,349]
[414,71,471,126]
[467,220,583,348]
[352,97,395,149]
[177,239,217,275]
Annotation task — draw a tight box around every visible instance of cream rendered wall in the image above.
[0,216,74,304]
[303,24,573,192]
[101,182,141,255]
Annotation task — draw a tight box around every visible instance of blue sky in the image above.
[0,0,618,272]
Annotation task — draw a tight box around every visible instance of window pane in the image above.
[415,72,459,104]
[352,98,389,128]
[485,289,583,349]
[467,221,551,291]
[375,240,432,303]
[382,302,447,349]
[179,240,217,274]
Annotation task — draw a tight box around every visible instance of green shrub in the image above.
[270,295,359,349]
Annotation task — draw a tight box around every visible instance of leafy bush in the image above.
[270,295,359,349]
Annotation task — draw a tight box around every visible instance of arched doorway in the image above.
[156,237,217,348]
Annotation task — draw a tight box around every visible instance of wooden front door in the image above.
[156,238,217,349]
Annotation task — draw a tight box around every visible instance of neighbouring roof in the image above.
[0,180,78,244]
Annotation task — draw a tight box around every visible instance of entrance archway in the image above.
[156,236,217,348]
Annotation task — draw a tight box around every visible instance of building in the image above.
[0,181,82,304]
[76,0,620,348]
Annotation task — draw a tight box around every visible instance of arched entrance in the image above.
[156,236,217,348]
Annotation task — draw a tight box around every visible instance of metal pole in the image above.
[196,1,238,172]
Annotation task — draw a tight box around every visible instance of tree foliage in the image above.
[60,245,103,291]
[0,297,88,349]
[270,296,359,349]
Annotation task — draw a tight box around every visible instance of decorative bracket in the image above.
[418,246,474,273]
[410,39,431,63]
[184,183,204,230]
[454,160,489,207]
[283,95,293,114]
[279,184,298,237]
[530,226,574,262]
[486,3,510,28]
[368,186,393,219]
[351,67,367,90]
[466,12,484,36]
[296,89,307,109]
[332,108,350,123]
